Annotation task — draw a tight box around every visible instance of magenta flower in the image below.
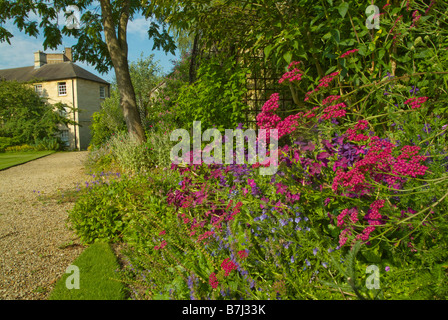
[247,179,256,188]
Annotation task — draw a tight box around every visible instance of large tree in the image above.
[0,0,177,143]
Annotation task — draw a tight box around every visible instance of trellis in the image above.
[243,53,295,130]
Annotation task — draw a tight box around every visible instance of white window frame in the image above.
[58,82,67,96]
[99,86,106,99]
[34,84,43,97]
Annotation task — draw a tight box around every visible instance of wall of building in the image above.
[32,78,108,150]
[33,79,77,150]
[76,78,109,150]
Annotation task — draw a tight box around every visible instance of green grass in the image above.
[49,242,128,300]
[0,151,55,170]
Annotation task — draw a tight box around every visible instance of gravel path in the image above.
[0,151,92,300]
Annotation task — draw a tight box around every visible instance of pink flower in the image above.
[279,68,303,84]
[197,231,215,243]
[321,95,341,106]
[238,250,248,260]
[221,258,238,276]
[340,49,359,59]
[320,102,347,120]
[404,96,428,109]
[209,273,219,289]
[247,179,256,188]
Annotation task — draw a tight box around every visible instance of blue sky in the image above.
[0,5,181,84]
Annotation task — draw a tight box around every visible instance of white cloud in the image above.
[127,17,155,39]
[0,36,44,69]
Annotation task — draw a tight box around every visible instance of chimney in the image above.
[34,51,47,69]
[63,47,73,62]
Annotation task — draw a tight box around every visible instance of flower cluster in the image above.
[318,72,340,89]
[410,9,421,28]
[340,48,359,59]
[256,92,303,139]
[279,68,303,84]
[209,272,219,289]
[346,120,371,141]
[305,71,340,101]
[404,96,428,109]
[337,207,359,227]
[320,102,347,120]
[221,258,238,276]
[321,95,341,106]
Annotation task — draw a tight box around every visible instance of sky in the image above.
[0,4,181,84]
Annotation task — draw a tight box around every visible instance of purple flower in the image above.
[385,266,390,272]
[409,85,419,95]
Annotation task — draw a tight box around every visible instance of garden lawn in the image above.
[49,242,127,300]
[0,151,55,171]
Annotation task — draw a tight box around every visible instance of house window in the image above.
[60,129,70,146]
[34,84,43,97]
[99,86,106,99]
[58,82,67,96]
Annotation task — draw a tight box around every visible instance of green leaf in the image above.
[283,51,293,64]
[337,2,349,18]
[361,247,382,263]
[264,44,273,59]
[331,29,340,44]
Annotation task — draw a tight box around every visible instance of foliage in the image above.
[85,142,118,173]
[145,110,178,169]
[33,137,62,151]
[146,51,191,129]
[130,53,164,129]
[4,144,34,152]
[68,169,181,245]
[90,87,127,148]
[108,132,153,174]
[72,0,448,300]
[68,173,133,244]
[0,80,75,147]
[174,55,249,131]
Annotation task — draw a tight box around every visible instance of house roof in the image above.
[0,62,109,85]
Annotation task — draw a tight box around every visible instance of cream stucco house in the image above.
[0,47,110,150]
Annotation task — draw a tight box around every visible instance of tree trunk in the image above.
[100,0,146,143]
[189,32,200,84]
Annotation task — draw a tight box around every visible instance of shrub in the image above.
[69,169,180,245]
[33,137,62,151]
[90,88,127,148]
[108,132,152,174]
[5,144,35,152]
[85,142,117,173]
[68,176,134,244]
[174,55,249,131]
